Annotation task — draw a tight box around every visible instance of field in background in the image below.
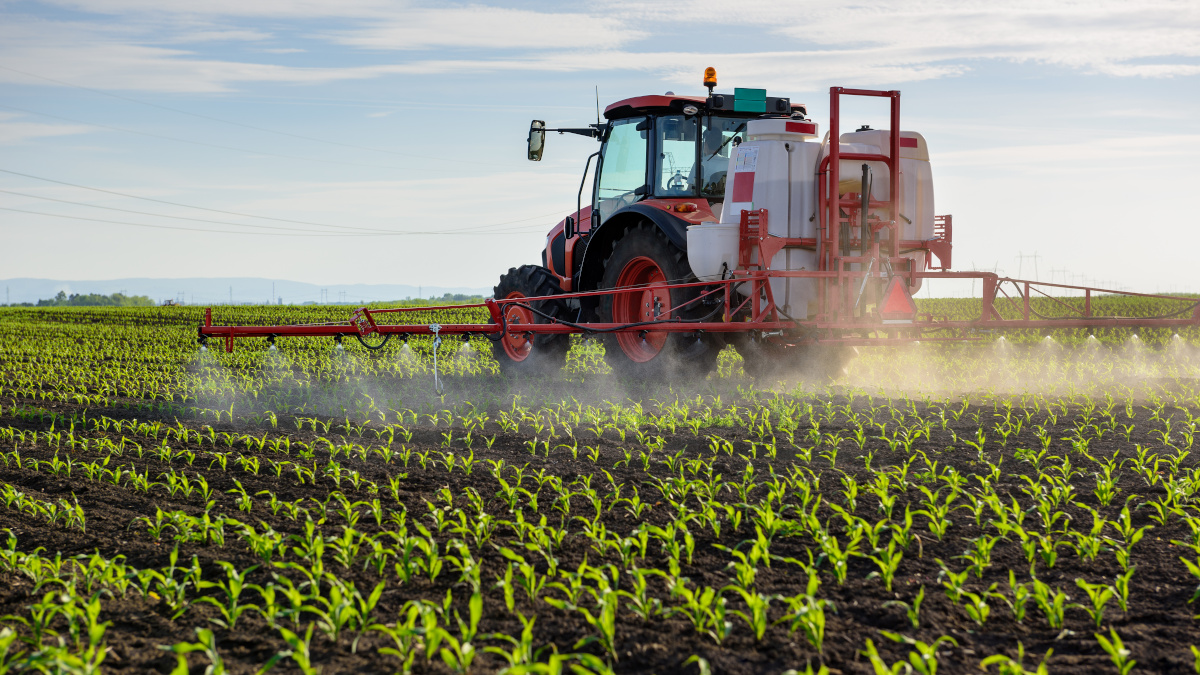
[0,301,1198,673]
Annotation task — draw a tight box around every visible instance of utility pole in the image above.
[1014,251,1041,281]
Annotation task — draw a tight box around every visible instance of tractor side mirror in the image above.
[527,120,546,161]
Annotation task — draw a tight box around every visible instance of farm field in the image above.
[0,302,1199,674]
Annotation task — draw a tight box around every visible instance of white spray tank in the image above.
[686,119,822,318]
[821,129,934,293]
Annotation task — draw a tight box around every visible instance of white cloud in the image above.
[2,1,1197,94]
[935,134,1200,167]
[0,20,401,92]
[611,0,1200,80]
[37,0,400,19]
[323,6,644,50]
[171,29,274,43]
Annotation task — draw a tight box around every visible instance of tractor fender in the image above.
[575,203,689,295]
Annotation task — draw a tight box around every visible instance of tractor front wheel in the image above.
[491,265,570,376]
[597,223,720,379]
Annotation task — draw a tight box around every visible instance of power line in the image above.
[0,188,361,234]
[0,205,549,237]
[0,168,561,234]
[0,187,551,236]
[0,63,503,166]
[0,103,467,174]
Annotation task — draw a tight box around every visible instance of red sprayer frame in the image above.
[199,88,1200,353]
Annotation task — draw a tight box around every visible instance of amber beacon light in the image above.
[703,67,717,93]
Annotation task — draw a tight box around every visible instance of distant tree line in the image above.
[5,291,158,307]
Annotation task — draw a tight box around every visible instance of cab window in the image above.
[655,115,698,197]
[699,117,745,197]
[595,117,648,223]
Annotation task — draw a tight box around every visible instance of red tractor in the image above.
[493,68,804,378]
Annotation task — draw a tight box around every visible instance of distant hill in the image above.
[0,278,491,306]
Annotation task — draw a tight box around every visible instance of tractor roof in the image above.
[603,94,807,120]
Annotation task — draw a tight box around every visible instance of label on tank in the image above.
[734,145,758,172]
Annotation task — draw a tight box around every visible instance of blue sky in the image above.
[1,0,1198,296]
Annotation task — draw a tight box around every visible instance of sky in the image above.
[1,0,1198,297]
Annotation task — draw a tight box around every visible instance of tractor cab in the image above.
[595,106,750,224]
[525,69,807,291]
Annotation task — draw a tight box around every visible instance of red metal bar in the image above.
[829,87,841,284]
[889,90,900,257]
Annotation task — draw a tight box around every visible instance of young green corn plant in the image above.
[276,623,319,675]
[728,588,774,642]
[961,589,993,626]
[979,642,1051,675]
[815,529,861,586]
[617,568,664,621]
[777,592,833,652]
[2,590,64,649]
[883,586,923,629]
[483,611,546,670]
[1072,578,1114,629]
[936,561,970,604]
[1094,628,1136,675]
[195,561,260,629]
[1113,568,1134,612]
[1178,556,1200,603]
[860,638,912,675]
[1109,505,1152,549]
[1093,465,1122,507]
[915,486,956,541]
[865,540,903,591]
[879,632,959,675]
[161,627,227,675]
[424,591,482,673]
[571,588,619,663]
[499,549,546,602]
[1031,578,1069,630]
[1035,533,1072,570]
[957,534,1000,579]
[669,582,731,645]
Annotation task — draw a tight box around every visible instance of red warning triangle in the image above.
[880,277,917,321]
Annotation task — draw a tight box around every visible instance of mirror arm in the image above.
[571,151,601,239]
[550,124,605,139]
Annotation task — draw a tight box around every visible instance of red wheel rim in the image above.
[501,291,534,361]
[612,256,670,362]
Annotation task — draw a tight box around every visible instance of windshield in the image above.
[654,115,747,199]
[595,117,648,223]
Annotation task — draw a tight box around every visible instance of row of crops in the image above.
[0,301,1197,673]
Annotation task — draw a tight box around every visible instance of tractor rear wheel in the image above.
[491,265,570,376]
[597,222,720,379]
